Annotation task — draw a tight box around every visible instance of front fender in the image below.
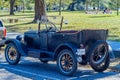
[5,39,27,56]
[54,43,78,59]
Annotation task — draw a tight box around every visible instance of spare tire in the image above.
[89,41,110,72]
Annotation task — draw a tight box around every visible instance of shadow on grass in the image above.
[89,15,115,18]
[0,14,34,20]
[13,14,34,18]
[5,22,37,32]
[0,14,10,17]
[15,14,33,16]
[6,21,36,27]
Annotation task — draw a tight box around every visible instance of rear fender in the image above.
[108,45,115,60]
[54,43,77,60]
[5,39,27,56]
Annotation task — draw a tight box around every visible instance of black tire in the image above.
[57,49,77,76]
[89,41,110,72]
[5,43,21,65]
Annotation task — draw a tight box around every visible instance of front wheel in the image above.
[5,43,21,65]
[57,49,77,76]
[89,41,110,72]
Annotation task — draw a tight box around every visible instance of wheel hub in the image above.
[8,47,17,61]
[64,60,69,66]
[10,52,15,56]
[60,54,74,71]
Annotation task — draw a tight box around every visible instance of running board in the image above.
[28,48,54,59]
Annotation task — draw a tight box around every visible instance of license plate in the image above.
[76,49,85,55]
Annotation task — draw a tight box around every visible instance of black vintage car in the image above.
[4,18,109,76]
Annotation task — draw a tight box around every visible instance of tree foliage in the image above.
[0,0,119,15]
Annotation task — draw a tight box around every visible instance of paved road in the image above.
[0,51,120,80]
[107,41,120,58]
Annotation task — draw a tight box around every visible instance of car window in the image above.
[0,21,3,27]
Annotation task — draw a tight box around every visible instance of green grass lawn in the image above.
[0,11,120,41]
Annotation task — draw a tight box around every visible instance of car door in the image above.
[24,30,48,50]
[38,32,48,50]
[47,32,64,51]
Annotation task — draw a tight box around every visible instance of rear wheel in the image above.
[57,49,77,76]
[5,43,21,65]
[89,41,110,72]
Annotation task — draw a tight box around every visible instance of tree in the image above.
[84,0,90,11]
[116,0,119,15]
[67,0,86,11]
[33,0,46,23]
[10,0,16,15]
[59,0,62,15]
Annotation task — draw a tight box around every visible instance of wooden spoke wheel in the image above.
[5,43,21,65]
[57,49,77,76]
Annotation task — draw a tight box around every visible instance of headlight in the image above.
[16,35,22,41]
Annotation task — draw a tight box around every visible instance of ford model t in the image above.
[5,17,109,76]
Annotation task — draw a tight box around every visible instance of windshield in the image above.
[47,16,63,31]
[37,16,63,31]
[0,21,3,27]
[29,16,63,32]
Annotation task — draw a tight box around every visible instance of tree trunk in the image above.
[85,2,88,11]
[10,0,15,15]
[59,0,62,15]
[22,1,25,13]
[97,0,100,10]
[117,0,119,16]
[33,0,46,23]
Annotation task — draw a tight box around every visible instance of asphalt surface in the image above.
[108,41,120,58]
[0,50,120,80]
